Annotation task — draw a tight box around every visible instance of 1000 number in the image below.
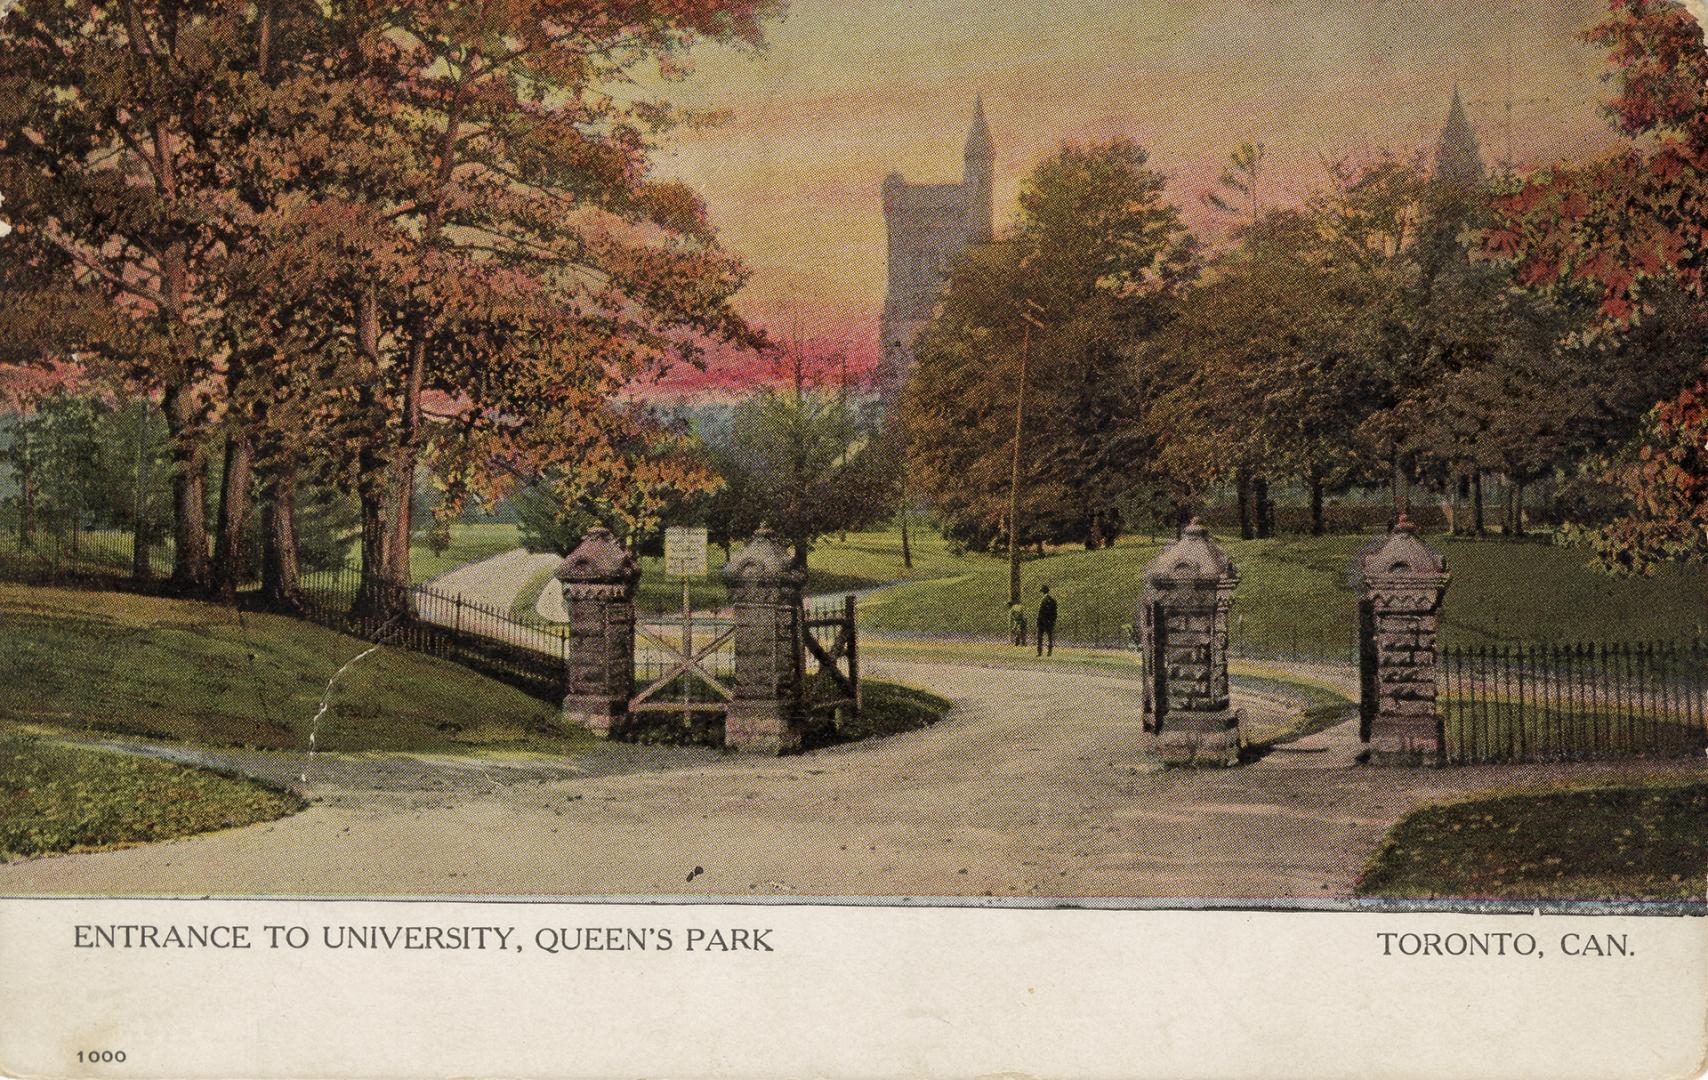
[78,1051,126,1064]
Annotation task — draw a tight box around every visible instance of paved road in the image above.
[3,660,1701,899]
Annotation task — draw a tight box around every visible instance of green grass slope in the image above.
[858,531,1708,657]
[0,584,582,754]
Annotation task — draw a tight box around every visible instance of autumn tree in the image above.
[1487,0,1708,569]
[0,0,247,591]
[2,0,777,612]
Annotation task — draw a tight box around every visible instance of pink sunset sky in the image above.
[649,0,1634,390]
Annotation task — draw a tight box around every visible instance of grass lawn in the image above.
[804,680,955,749]
[857,529,1708,658]
[407,522,529,583]
[1356,780,1708,902]
[0,583,587,755]
[0,734,305,862]
[618,678,954,749]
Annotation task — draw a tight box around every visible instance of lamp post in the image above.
[1007,301,1046,607]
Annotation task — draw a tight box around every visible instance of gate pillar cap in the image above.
[555,526,640,585]
[1359,516,1448,587]
[725,526,805,587]
[1145,519,1239,589]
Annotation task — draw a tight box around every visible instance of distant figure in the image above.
[1036,585,1058,657]
[1008,601,1028,647]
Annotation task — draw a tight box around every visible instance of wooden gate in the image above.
[803,595,860,716]
[631,610,736,720]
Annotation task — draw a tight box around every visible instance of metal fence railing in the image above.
[1438,639,1708,764]
[0,522,174,583]
[295,562,569,702]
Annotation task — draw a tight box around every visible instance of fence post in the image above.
[1357,516,1450,765]
[845,593,861,713]
[1138,519,1241,767]
[723,527,806,754]
[555,527,640,739]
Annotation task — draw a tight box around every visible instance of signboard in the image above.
[663,526,709,578]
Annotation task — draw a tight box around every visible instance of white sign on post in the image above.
[664,526,709,578]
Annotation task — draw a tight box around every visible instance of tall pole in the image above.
[1007,319,1031,607]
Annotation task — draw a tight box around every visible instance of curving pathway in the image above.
[2,660,1702,900]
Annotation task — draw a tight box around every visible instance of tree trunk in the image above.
[353,288,405,618]
[1513,477,1527,538]
[1254,476,1273,539]
[1390,457,1409,527]
[212,435,255,603]
[260,467,302,611]
[131,401,153,581]
[1471,471,1485,535]
[162,381,211,592]
[386,333,423,586]
[1309,470,1325,536]
[1236,469,1253,540]
[356,485,399,616]
[18,428,35,548]
[898,472,913,572]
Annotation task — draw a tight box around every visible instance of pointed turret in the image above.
[1434,85,1485,185]
[964,96,994,168]
[962,97,995,243]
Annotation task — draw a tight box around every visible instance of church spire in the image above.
[965,96,994,167]
[1434,84,1485,185]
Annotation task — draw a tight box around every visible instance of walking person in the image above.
[1008,600,1028,647]
[1035,585,1057,657]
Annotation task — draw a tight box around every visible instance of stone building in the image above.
[878,99,995,392]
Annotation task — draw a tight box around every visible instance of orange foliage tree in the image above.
[1487,0,1708,569]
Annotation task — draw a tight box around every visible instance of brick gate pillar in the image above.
[1139,520,1241,767]
[1358,517,1450,765]
[724,527,806,754]
[555,527,640,738]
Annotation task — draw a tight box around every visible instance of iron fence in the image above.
[295,562,568,702]
[0,520,174,583]
[1439,639,1708,763]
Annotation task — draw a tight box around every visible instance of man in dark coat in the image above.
[1036,585,1058,657]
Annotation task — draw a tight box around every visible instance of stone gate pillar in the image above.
[555,527,640,738]
[1139,520,1241,767]
[724,527,806,754]
[1358,517,1450,765]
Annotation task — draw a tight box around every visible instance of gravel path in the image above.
[423,548,561,615]
[5,659,1702,900]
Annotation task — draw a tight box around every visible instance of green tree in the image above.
[1147,208,1384,535]
[704,344,890,567]
[905,139,1198,553]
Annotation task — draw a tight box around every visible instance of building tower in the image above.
[963,97,995,244]
[878,100,997,396]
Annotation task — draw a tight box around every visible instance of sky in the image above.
[649,0,1644,386]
